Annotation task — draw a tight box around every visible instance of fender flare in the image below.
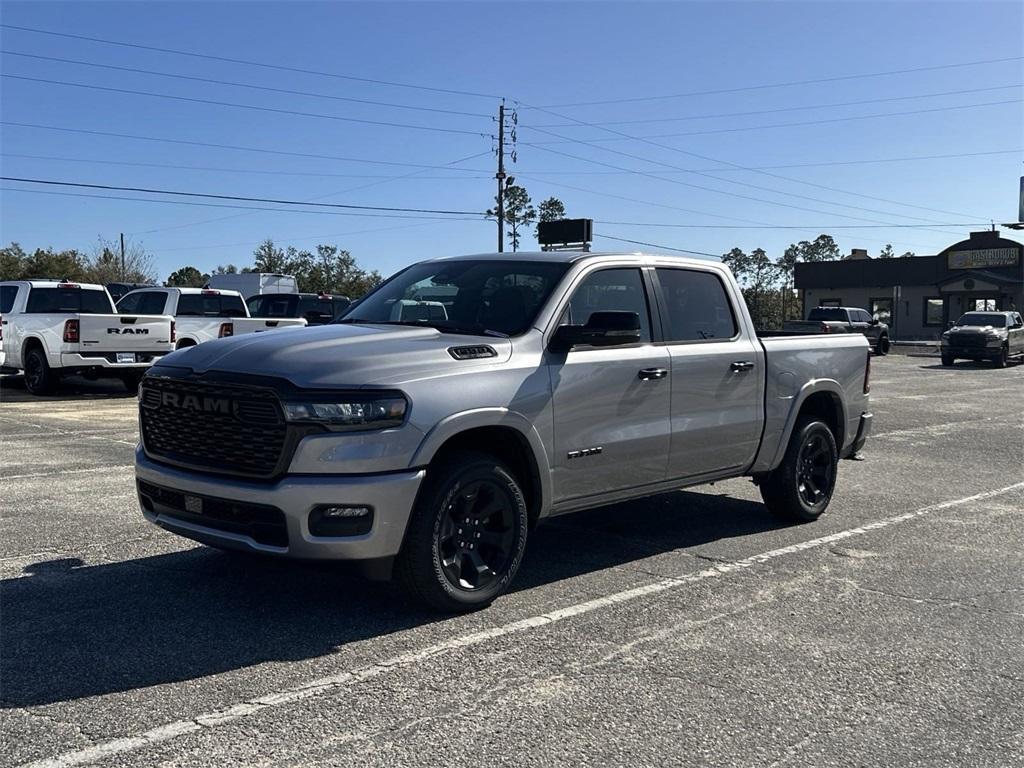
[411,407,553,518]
[767,379,847,470]
[18,334,48,370]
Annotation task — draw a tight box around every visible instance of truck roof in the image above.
[0,279,107,290]
[155,287,244,297]
[430,250,719,267]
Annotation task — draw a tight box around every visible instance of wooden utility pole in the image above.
[120,232,126,281]
[496,102,506,253]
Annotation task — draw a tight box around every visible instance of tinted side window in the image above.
[656,268,737,342]
[560,268,651,343]
[26,288,114,314]
[117,294,138,313]
[2,285,20,313]
[135,292,169,315]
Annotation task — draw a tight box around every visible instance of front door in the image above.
[548,267,671,503]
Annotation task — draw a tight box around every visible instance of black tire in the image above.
[397,450,528,612]
[760,417,839,523]
[875,335,890,356]
[941,354,954,366]
[120,371,145,393]
[992,345,1009,368]
[23,347,58,395]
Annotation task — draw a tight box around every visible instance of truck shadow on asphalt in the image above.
[0,375,136,402]
[1,489,784,708]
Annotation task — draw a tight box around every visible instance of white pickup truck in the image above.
[0,280,174,394]
[116,287,307,349]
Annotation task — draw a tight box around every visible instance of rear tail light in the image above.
[820,323,832,334]
[863,351,871,394]
[0,315,3,341]
[170,320,176,344]
[218,322,234,338]
[63,319,79,343]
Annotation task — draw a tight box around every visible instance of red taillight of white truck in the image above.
[863,351,871,394]
[170,320,176,344]
[820,323,832,333]
[218,322,234,338]
[63,319,79,343]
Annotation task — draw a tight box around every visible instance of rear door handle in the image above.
[638,368,668,380]
[730,361,755,372]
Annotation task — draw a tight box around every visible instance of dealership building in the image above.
[794,230,1024,339]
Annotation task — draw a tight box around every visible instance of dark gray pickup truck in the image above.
[783,307,890,355]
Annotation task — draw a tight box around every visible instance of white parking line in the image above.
[19,481,1024,768]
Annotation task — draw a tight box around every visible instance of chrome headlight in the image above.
[283,394,407,431]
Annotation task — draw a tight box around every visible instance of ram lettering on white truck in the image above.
[0,280,174,394]
[117,287,307,349]
[135,251,873,612]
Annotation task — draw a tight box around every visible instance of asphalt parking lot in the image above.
[2,354,1022,768]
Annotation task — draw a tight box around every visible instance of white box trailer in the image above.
[207,272,298,298]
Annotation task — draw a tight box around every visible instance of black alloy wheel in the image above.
[397,450,528,612]
[760,417,839,523]
[436,478,518,592]
[24,348,56,395]
[795,432,836,509]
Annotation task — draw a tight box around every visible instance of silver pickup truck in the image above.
[135,252,873,611]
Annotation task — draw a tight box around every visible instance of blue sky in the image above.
[1,1,1021,281]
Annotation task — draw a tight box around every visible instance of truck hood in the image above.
[948,324,1004,334]
[158,323,513,387]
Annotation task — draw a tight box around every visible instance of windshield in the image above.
[955,313,1006,328]
[338,259,570,337]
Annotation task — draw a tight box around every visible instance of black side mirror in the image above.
[552,311,641,351]
[870,318,879,326]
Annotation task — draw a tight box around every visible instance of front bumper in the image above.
[136,447,424,561]
[941,345,1000,358]
[844,411,872,458]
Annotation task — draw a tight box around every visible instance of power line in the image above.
[522,99,1022,142]
[517,101,993,222]
[0,23,500,99]
[2,74,488,136]
[527,84,1023,127]
[521,139,961,230]
[0,122,493,171]
[0,186,493,221]
[529,56,1024,108]
[594,219,980,230]
[513,149,1022,175]
[0,177,485,216]
[0,153,494,180]
[132,150,491,235]
[594,234,719,258]
[0,51,493,119]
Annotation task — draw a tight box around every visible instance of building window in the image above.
[818,298,841,307]
[870,297,892,324]
[923,297,944,326]
[968,298,997,312]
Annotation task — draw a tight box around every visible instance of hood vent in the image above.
[448,345,498,361]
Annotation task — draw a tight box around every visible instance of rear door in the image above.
[1010,313,1024,355]
[653,267,764,480]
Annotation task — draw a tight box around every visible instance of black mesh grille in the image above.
[948,332,987,349]
[140,377,287,478]
[138,480,288,547]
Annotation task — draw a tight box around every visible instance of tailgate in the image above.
[78,313,174,352]
[231,317,308,335]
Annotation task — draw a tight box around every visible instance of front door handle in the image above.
[638,367,668,380]
[730,361,755,372]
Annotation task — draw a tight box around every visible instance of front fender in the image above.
[411,408,553,518]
